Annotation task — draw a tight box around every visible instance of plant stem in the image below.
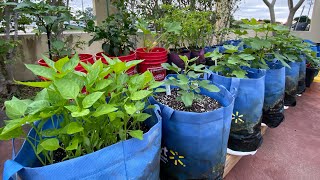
[26,138,46,166]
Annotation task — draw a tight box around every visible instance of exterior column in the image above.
[92,0,117,25]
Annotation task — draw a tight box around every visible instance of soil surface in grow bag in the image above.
[154,89,221,112]
[225,83,320,180]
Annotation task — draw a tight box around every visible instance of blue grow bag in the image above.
[208,68,266,152]
[297,57,306,94]
[3,107,162,180]
[150,78,234,179]
[262,61,285,128]
[284,61,301,106]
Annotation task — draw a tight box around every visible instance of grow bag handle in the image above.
[230,78,240,98]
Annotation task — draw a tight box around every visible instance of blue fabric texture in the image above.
[3,107,162,180]
[262,61,286,128]
[298,58,307,94]
[284,61,301,106]
[208,68,266,152]
[150,78,234,179]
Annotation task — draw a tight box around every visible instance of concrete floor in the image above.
[1,83,320,179]
[226,83,320,180]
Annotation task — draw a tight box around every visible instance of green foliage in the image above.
[0,55,162,165]
[161,55,219,107]
[86,3,137,57]
[136,18,182,52]
[205,45,253,78]
[14,1,82,59]
[157,5,214,50]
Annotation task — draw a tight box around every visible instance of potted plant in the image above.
[305,53,320,87]
[237,19,288,128]
[205,44,266,155]
[150,55,234,179]
[1,55,163,179]
[135,19,182,81]
[15,1,93,73]
[86,2,137,75]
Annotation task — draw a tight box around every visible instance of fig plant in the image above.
[0,54,162,165]
[161,55,219,107]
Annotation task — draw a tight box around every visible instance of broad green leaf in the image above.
[42,55,55,69]
[54,56,69,73]
[95,79,112,90]
[181,92,193,107]
[126,60,143,70]
[82,92,104,108]
[130,90,152,101]
[238,54,255,61]
[113,61,127,73]
[36,144,44,155]
[5,98,32,119]
[26,100,50,114]
[66,138,79,151]
[52,40,65,50]
[232,70,247,78]
[227,56,240,65]
[25,64,55,80]
[64,105,79,112]
[223,45,238,53]
[129,130,143,140]
[34,89,49,101]
[63,54,80,72]
[133,113,151,122]
[164,21,182,34]
[40,138,60,151]
[15,81,52,88]
[93,104,118,117]
[71,109,90,117]
[178,74,189,84]
[64,122,84,134]
[198,80,220,92]
[124,104,137,115]
[54,78,80,99]
[42,129,61,137]
[0,127,23,140]
[149,81,164,89]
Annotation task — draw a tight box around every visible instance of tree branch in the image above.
[288,0,294,9]
[262,0,271,7]
[293,0,305,11]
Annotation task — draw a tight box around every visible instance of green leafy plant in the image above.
[86,2,137,57]
[14,1,82,60]
[136,18,182,52]
[0,54,162,165]
[205,45,254,78]
[161,55,219,107]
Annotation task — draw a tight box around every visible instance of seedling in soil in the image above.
[160,55,220,108]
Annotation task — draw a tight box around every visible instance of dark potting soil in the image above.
[53,148,67,163]
[155,89,221,112]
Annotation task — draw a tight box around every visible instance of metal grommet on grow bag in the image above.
[3,107,162,180]
[285,61,301,107]
[208,67,266,155]
[262,61,286,128]
[150,80,234,180]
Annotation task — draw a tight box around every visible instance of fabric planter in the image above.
[262,62,285,128]
[3,107,162,180]
[150,81,234,179]
[306,67,319,87]
[208,68,266,154]
[297,58,306,94]
[284,62,301,106]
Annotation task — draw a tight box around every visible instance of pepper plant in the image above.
[0,54,162,165]
[161,55,220,107]
[205,45,254,78]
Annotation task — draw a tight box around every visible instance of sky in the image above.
[69,0,315,23]
[234,0,315,23]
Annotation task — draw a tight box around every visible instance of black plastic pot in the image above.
[190,48,205,65]
[168,48,191,69]
[306,67,319,87]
